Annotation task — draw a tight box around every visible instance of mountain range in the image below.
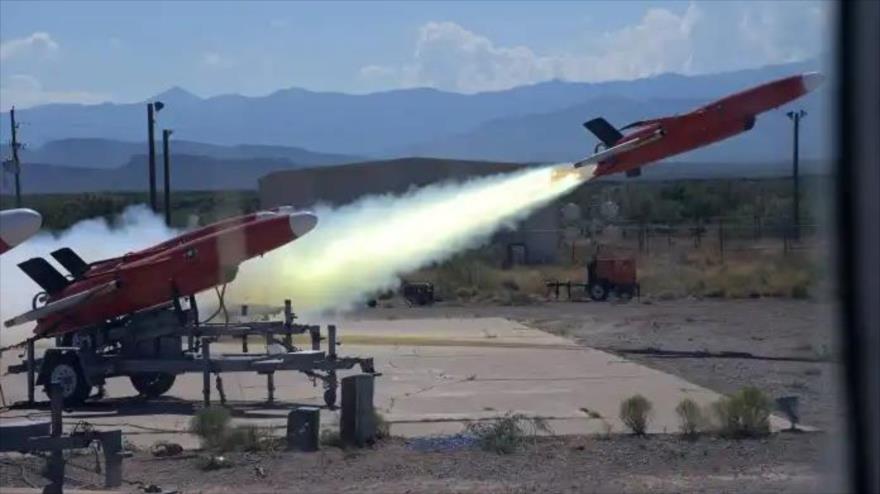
[0,60,831,194]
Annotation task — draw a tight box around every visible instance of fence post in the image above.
[718,218,725,260]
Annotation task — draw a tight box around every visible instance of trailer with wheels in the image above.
[7,298,375,408]
[586,256,640,302]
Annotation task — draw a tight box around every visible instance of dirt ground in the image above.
[0,433,838,494]
[356,298,844,431]
[0,298,848,493]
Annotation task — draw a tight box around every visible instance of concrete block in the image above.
[287,406,320,451]
[340,374,375,447]
[0,419,51,452]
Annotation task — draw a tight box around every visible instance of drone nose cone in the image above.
[288,211,317,237]
[801,72,825,93]
[0,208,42,249]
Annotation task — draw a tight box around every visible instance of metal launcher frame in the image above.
[8,299,376,408]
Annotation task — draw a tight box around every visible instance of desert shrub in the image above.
[465,413,552,454]
[712,387,772,438]
[320,429,344,448]
[198,454,232,471]
[675,398,705,438]
[619,394,653,435]
[455,286,478,300]
[190,406,231,449]
[222,424,275,452]
[598,419,613,440]
[373,410,391,440]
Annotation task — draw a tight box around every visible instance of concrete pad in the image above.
[0,317,792,448]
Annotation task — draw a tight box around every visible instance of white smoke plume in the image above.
[0,206,176,347]
[0,164,588,346]
[226,164,587,316]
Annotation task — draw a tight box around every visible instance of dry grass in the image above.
[711,387,772,439]
[465,413,553,454]
[407,244,820,303]
[619,394,653,436]
[635,249,818,299]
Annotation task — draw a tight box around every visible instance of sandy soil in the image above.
[0,434,839,494]
[0,298,847,493]
[354,298,844,431]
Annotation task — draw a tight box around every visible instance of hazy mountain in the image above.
[3,154,318,193]
[4,155,829,196]
[0,61,823,160]
[0,138,359,169]
[394,87,830,166]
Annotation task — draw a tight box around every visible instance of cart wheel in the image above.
[323,387,337,408]
[589,282,609,302]
[45,355,91,405]
[130,373,176,398]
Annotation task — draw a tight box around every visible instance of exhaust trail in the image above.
[0,163,591,346]
[226,164,591,316]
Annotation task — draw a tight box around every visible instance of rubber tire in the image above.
[618,286,634,302]
[323,387,337,408]
[130,373,176,398]
[44,355,91,405]
[589,282,609,302]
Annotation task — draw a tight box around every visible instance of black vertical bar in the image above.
[202,339,211,407]
[837,1,880,491]
[26,339,35,404]
[162,129,172,226]
[793,113,801,240]
[147,103,157,212]
[101,430,123,488]
[47,383,64,494]
[10,107,21,207]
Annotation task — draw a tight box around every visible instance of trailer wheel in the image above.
[45,355,91,405]
[618,286,634,302]
[589,282,609,302]
[130,373,176,398]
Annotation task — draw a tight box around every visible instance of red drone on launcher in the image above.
[4,208,317,338]
[574,72,825,177]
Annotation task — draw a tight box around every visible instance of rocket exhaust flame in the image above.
[226,163,590,316]
[0,163,589,346]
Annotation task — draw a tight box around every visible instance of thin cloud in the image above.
[0,74,110,111]
[0,32,59,61]
[359,2,826,93]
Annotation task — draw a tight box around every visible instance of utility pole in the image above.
[9,107,22,207]
[786,109,806,240]
[162,129,173,226]
[146,101,165,212]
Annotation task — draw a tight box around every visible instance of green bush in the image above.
[320,429,344,449]
[465,413,552,454]
[712,387,772,438]
[373,410,391,440]
[619,395,652,436]
[190,406,231,450]
[675,398,705,438]
[222,424,275,452]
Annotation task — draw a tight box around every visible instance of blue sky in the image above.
[0,1,830,109]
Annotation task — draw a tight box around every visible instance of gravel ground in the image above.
[0,298,848,493]
[353,298,844,431]
[0,433,840,493]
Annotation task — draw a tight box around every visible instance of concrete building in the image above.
[259,157,564,263]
